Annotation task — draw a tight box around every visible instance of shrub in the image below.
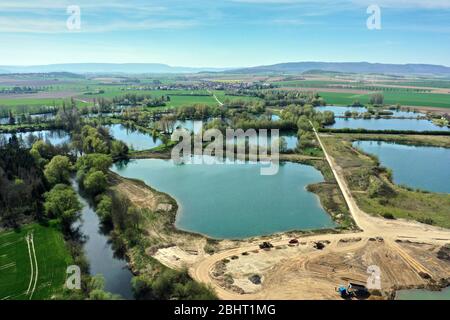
[418,217,434,225]
[83,170,107,195]
[382,213,395,220]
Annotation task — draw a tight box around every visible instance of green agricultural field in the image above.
[0,223,72,300]
[377,80,450,89]
[80,88,218,107]
[319,91,450,108]
[0,98,89,117]
[213,91,262,104]
[271,80,353,87]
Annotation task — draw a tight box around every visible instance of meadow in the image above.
[319,91,450,108]
[0,223,72,300]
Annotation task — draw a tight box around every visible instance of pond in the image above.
[112,157,336,239]
[30,113,56,121]
[106,124,162,151]
[327,118,449,132]
[315,106,422,118]
[396,287,450,300]
[0,130,70,146]
[353,141,450,193]
[72,180,134,299]
[315,106,368,116]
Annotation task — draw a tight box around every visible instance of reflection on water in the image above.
[106,124,162,151]
[0,130,70,146]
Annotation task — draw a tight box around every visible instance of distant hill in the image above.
[2,62,450,76]
[228,62,450,75]
[0,72,85,78]
[0,63,229,74]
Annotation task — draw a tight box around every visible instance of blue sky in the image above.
[0,0,449,67]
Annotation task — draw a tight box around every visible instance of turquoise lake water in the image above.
[353,141,450,193]
[396,287,450,300]
[112,157,335,239]
[106,124,162,151]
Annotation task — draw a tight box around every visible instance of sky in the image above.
[0,0,449,67]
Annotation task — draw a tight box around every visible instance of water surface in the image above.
[396,287,450,300]
[315,106,422,118]
[72,181,134,299]
[315,106,367,116]
[174,120,204,134]
[106,124,162,151]
[0,130,70,146]
[112,157,335,239]
[328,118,449,131]
[353,141,450,193]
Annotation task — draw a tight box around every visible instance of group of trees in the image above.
[369,93,384,106]
[279,105,335,152]
[281,104,335,127]
[112,93,168,108]
[76,153,112,197]
[0,137,46,227]
[132,268,217,300]
[71,125,129,160]
[175,104,227,120]
[262,91,326,107]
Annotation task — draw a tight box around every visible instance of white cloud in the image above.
[352,0,450,9]
[231,0,450,9]
[0,0,197,33]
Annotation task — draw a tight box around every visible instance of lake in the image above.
[328,118,449,131]
[112,157,335,239]
[315,106,422,118]
[353,141,450,193]
[106,124,162,151]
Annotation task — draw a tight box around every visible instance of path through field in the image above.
[28,233,38,300]
[24,232,39,299]
[207,90,224,106]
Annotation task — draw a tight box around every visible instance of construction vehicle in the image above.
[337,282,369,298]
[259,242,273,249]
